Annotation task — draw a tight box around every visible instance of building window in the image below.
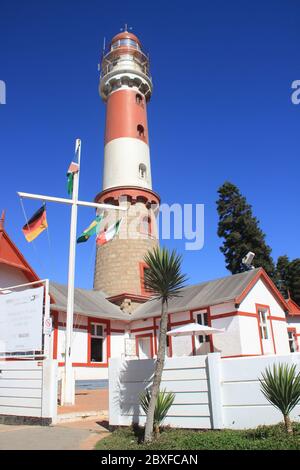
[197,312,209,343]
[136,93,143,105]
[140,215,151,236]
[139,163,147,179]
[140,262,151,295]
[137,124,145,137]
[258,309,269,340]
[90,323,104,362]
[288,330,297,353]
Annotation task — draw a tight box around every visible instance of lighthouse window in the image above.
[141,216,151,235]
[136,93,143,105]
[137,124,145,137]
[139,163,147,179]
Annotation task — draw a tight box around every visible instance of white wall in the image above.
[109,352,300,430]
[211,316,243,357]
[0,360,57,423]
[239,278,290,355]
[109,355,213,429]
[221,353,300,429]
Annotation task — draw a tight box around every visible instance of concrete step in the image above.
[56,410,108,424]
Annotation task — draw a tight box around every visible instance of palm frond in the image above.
[259,363,300,416]
[140,388,175,427]
[143,247,187,302]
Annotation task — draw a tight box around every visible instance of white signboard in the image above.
[0,286,44,353]
[125,338,137,357]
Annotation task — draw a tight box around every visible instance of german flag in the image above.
[22,205,48,242]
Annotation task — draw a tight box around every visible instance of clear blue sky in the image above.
[0,0,299,289]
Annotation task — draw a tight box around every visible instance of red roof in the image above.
[286,298,300,316]
[0,212,39,283]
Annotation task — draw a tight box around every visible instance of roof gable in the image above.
[0,229,39,282]
[131,268,289,320]
[286,298,300,316]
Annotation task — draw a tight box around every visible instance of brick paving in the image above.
[58,388,108,415]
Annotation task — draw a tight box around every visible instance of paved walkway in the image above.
[0,418,109,450]
[58,389,108,416]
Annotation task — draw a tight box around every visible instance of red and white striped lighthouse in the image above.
[94,30,160,311]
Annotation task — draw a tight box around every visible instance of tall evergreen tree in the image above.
[287,259,300,305]
[275,256,300,305]
[216,182,276,277]
[275,255,290,297]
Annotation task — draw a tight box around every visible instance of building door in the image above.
[137,335,153,359]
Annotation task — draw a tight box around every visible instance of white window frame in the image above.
[195,311,209,345]
[288,330,297,353]
[258,309,269,340]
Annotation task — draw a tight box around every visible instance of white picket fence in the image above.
[109,352,300,429]
[0,360,58,424]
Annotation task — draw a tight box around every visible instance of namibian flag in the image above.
[77,214,103,243]
[96,219,122,246]
[22,205,48,242]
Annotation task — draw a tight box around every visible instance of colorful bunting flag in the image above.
[77,214,103,243]
[96,219,122,246]
[22,205,48,242]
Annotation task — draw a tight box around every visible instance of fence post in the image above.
[207,352,223,429]
[42,359,58,424]
[109,357,121,427]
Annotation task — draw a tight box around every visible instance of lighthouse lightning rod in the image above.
[17,139,127,405]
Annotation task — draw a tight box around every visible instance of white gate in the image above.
[0,280,58,424]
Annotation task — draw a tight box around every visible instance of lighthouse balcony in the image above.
[99,70,152,101]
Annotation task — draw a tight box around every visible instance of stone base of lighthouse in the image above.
[93,187,160,313]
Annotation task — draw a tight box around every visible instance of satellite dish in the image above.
[242,251,255,269]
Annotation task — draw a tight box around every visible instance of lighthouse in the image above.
[94,30,160,311]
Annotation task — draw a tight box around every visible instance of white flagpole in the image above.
[17,138,128,406]
[63,138,81,405]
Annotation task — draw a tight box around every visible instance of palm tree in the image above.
[259,363,300,434]
[143,246,187,443]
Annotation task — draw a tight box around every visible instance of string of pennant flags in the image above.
[21,163,122,246]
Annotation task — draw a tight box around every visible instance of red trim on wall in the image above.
[168,314,173,358]
[256,303,277,355]
[153,317,157,355]
[110,328,125,333]
[95,186,160,207]
[169,318,192,327]
[189,311,196,356]
[221,354,262,359]
[130,325,158,333]
[52,311,59,360]
[255,304,264,355]
[135,333,154,358]
[211,311,257,320]
[269,315,287,322]
[190,308,214,354]
[58,362,108,368]
[85,317,111,367]
[207,306,214,353]
[288,327,299,352]
[139,261,152,296]
[58,322,88,331]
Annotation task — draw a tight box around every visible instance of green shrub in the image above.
[259,363,300,434]
[140,388,175,437]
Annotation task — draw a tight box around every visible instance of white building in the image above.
[1,213,299,381]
